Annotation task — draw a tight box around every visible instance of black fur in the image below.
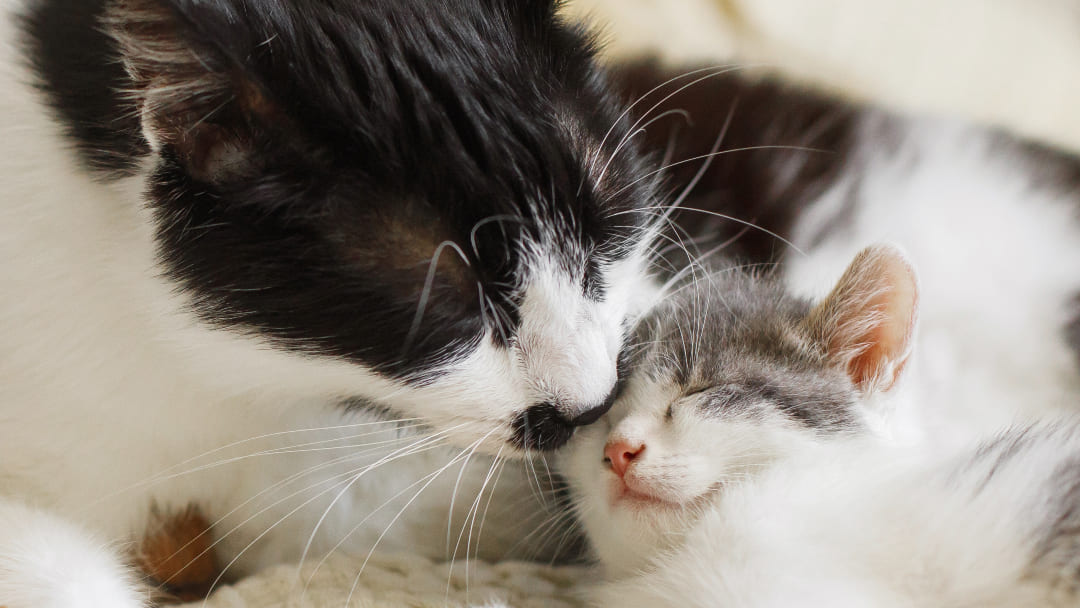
[20,0,655,395]
[19,0,146,176]
[609,60,860,268]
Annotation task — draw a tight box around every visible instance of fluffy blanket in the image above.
[182,1,1080,605]
[180,553,590,608]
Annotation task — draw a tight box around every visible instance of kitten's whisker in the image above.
[652,100,737,235]
[599,66,750,185]
[633,203,805,267]
[595,109,691,189]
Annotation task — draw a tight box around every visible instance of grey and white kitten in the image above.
[564,245,1080,607]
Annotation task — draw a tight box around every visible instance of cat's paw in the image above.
[0,500,146,608]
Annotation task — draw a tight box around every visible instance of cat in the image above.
[6,0,1080,606]
[0,0,662,605]
[563,245,1080,607]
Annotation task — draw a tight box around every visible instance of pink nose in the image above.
[604,440,645,478]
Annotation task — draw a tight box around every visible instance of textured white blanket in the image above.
[182,1,1080,605]
[181,553,590,608]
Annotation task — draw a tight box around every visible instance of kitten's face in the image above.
[562,247,917,576]
[94,0,660,452]
[562,274,861,575]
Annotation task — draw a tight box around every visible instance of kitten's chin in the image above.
[606,477,713,520]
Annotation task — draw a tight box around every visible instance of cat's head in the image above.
[562,245,918,576]
[89,0,661,452]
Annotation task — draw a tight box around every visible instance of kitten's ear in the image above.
[804,245,919,393]
[104,0,280,182]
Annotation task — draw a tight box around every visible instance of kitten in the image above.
[564,245,1080,607]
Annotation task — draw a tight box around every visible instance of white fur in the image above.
[787,115,1080,445]
[562,374,837,578]
[0,499,147,608]
[587,437,1069,607]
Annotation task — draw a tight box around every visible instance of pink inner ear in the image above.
[823,245,919,392]
[848,270,917,390]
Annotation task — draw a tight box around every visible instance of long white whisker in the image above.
[294,422,475,575]
[612,145,828,199]
[86,418,425,508]
[404,239,472,352]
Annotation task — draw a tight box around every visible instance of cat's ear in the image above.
[104,0,282,182]
[804,244,919,393]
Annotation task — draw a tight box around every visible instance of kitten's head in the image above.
[89,0,661,451]
[562,245,918,576]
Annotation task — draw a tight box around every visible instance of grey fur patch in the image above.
[631,265,861,434]
[1030,452,1080,595]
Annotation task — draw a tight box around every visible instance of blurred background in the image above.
[568,0,1080,152]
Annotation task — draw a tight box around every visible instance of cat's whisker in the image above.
[403,239,473,354]
[297,438,487,605]
[292,421,478,578]
[599,66,751,187]
[444,429,488,558]
[462,447,506,597]
[339,428,501,608]
[183,424,473,595]
[197,437,455,606]
[154,440,397,576]
[613,145,828,201]
[86,418,427,508]
[583,65,737,196]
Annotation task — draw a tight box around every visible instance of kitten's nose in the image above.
[604,440,644,478]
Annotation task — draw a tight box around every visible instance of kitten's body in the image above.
[592,425,1080,608]
[565,247,1080,607]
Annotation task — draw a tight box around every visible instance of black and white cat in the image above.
[564,246,1080,607]
[1,0,661,605]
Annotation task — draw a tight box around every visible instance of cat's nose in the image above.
[565,384,618,427]
[604,440,644,478]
